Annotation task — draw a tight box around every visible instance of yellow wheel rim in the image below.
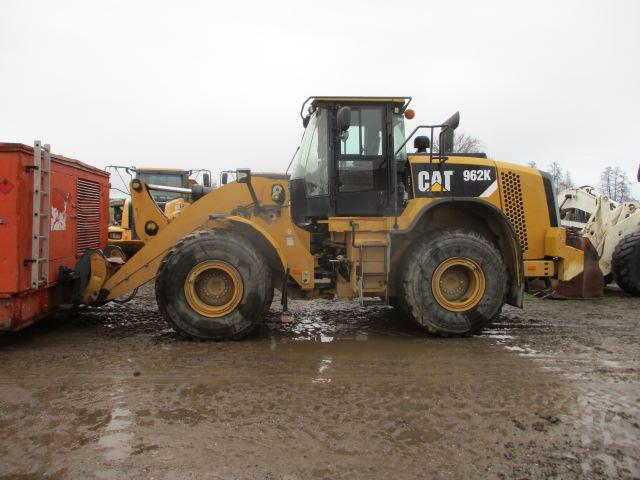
[431,257,485,312]
[184,260,243,317]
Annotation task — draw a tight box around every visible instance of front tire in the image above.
[398,230,507,335]
[155,229,272,340]
[612,232,640,296]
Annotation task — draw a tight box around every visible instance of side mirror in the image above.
[236,169,251,184]
[221,172,228,185]
[202,173,211,188]
[337,106,351,132]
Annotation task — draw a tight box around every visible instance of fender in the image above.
[395,197,524,307]
[209,214,315,289]
[211,215,288,272]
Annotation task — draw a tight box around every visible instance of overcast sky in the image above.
[1,0,639,197]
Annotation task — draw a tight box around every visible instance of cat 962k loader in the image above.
[72,96,585,340]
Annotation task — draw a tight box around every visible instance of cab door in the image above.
[334,106,390,216]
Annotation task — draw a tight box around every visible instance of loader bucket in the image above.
[551,235,603,298]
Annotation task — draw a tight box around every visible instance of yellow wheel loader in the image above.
[74,96,585,340]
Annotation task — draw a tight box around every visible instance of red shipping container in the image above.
[0,142,110,331]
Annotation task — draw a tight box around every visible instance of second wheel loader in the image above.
[558,185,640,295]
[70,96,585,340]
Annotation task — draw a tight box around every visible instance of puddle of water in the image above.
[503,344,541,357]
[480,329,514,341]
[98,431,134,461]
[105,407,133,432]
[503,345,527,352]
[263,299,406,343]
[105,418,131,432]
[312,356,333,384]
[355,332,368,342]
[97,389,133,461]
[601,359,622,369]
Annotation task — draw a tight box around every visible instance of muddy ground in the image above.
[0,285,639,480]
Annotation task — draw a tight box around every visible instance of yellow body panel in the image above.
[495,161,549,260]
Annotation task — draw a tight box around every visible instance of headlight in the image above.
[271,184,285,204]
[108,231,123,240]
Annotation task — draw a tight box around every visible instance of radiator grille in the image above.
[76,178,101,256]
[500,171,528,252]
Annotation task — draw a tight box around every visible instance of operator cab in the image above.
[290,97,411,224]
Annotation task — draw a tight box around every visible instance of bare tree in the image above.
[612,168,632,202]
[546,162,573,192]
[548,161,563,191]
[562,170,574,190]
[433,132,483,153]
[453,133,483,153]
[600,166,633,202]
[600,166,614,198]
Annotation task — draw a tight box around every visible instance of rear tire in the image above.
[155,229,272,340]
[398,230,507,335]
[612,232,640,296]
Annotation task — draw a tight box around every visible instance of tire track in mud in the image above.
[486,292,640,479]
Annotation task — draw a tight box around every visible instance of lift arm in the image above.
[79,178,316,304]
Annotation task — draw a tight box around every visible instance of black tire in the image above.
[612,232,640,296]
[398,230,507,335]
[155,229,272,340]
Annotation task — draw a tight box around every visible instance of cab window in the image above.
[137,172,186,202]
[341,108,383,156]
[291,109,329,197]
[338,106,385,193]
[392,114,406,162]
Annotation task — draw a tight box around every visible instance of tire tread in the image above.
[612,232,640,296]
